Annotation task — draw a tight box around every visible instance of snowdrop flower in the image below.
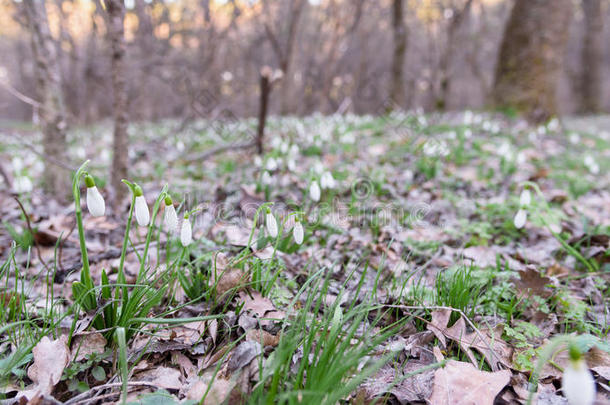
[133,185,150,226]
[13,176,33,193]
[254,156,262,167]
[320,171,335,189]
[261,171,272,186]
[287,157,296,172]
[85,175,105,217]
[562,346,596,405]
[11,157,24,172]
[463,110,473,125]
[519,189,531,206]
[163,195,178,234]
[293,219,304,245]
[265,208,278,238]
[584,155,600,175]
[569,133,580,144]
[516,151,527,165]
[289,144,299,156]
[266,157,278,171]
[180,214,192,247]
[310,181,321,202]
[313,160,324,175]
[463,129,472,139]
[280,141,289,154]
[514,209,527,229]
[271,137,282,149]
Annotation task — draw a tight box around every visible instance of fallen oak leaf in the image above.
[22,336,70,399]
[429,360,511,405]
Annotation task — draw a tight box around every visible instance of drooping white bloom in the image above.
[287,157,296,172]
[11,157,24,172]
[293,220,304,245]
[280,141,289,154]
[266,157,278,171]
[320,171,335,189]
[86,186,106,217]
[310,181,321,202]
[163,202,178,234]
[313,160,324,174]
[13,176,33,193]
[584,155,600,174]
[289,144,299,156]
[514,209,527,229]
[254,156,263,167]
[180,216,192,247]
[519,189,531,206]
[562,358,596,405]
[569,133,580,144]
[134,195,150,226]
[265,210,278,238]
[262,171,272,185]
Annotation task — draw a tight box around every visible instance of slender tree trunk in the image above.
[580,0,604,113]
[492,0,572,123]
[23,0,69,200]
[106,0,129,208]
[257,67,272,155]
[390,0,407,108]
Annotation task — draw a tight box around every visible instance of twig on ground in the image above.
[182,141,255,162]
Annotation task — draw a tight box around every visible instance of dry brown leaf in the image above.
[24,336,70,398]
[70,332,106,361]
[513,266,553,298]
[135,366,182,390]
[246,329,280,347]
[429,360,511,405]
[427,310,512,371]
[362,361,435,403]
[186,372,236,404]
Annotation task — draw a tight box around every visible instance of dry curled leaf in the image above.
[24,336,70,398]
[70,332,106,361]
[429,360,511,405]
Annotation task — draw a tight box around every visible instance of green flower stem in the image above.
[72,161,95,308]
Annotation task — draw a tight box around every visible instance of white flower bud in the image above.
[293,221,304,245]
[310,181,321,202]
[562,358,596,405]
[314,161,324,174]
[514,209,527,229]
[180,216,192,247]
[134,195,150,226]
[265,210,278,238]
[164,204,178,234]
[86,186,106,217]
[254,156,262,167]
[519,189,531,206]
[14,176,33,193]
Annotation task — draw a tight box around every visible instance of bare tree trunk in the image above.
[106,0,129,208]
[390,0,407,108]
[257,68,272,155]
[23,0,69,200]
[263,0,306,115]
[580,0,604,113]
[492,0,572,123]
[436,0,473,110]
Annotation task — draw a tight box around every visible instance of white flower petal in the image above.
[514,209,527,229]
[519,189,531,206]
[86,186,106,217]
[293,222,304,245]
[310,181,321,202]
[180,218,193,247]
[163,204,178,234]
[562,360,596,405]
[134,195,150,226]
[266,212,278,238]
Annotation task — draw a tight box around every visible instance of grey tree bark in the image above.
[492,0,572,123]
[580,0,604,113]
[23,0,69,199]
[390,0,407,108]
[106,0,129,208]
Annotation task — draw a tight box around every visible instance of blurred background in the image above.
[1,0,607,123]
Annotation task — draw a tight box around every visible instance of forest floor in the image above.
[0,111,609,404]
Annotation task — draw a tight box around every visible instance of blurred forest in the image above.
[1,0,608,124]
